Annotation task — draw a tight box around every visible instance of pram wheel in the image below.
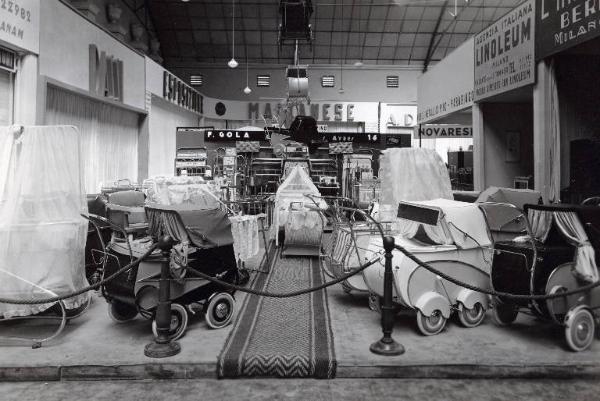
[564,306,595,352]
[108,302,138,323]
[417,310,446,336]
[492,299,518,326]
[205,292,235,329]
[458,302,486,328]
[151,303,188,341]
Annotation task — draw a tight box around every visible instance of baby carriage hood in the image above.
[0,126,89,318]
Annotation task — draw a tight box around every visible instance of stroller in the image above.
[363,199,493,335]
[87,201,240,341]
[488,203,600,352]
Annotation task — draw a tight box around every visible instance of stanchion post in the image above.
[144,235,181,358]
[370,236,405,356]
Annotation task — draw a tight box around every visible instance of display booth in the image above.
[533,0,600,203]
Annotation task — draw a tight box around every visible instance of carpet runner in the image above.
[217,245,336,378]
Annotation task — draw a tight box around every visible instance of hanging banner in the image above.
[414,125,473,139]
[474,0,536,101]
[536,0,600,59]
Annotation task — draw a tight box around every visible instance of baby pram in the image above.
[363,199,493,335]
[90,203,240,340]
[489,203,600,351]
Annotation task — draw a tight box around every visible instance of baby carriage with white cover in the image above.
[0,125,90,346]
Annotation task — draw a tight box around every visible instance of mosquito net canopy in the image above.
[0,125,89,318]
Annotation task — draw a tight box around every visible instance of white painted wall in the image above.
[417,37,474,124]
[170,63,420,104]
[38,0,146,110]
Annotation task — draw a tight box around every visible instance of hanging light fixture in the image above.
[228,0,238,68]
[354,2,364,67]
[339,0,345,93]
[243,54,251,94]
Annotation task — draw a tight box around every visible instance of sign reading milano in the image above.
[537,0,600,59]
[474,0,536,101]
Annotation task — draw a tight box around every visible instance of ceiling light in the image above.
[228,0,237,68]
[244,86,252,94]
[354,61,364,67]
[243,54,251,94]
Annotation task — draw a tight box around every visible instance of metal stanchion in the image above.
[144,236,181,358]
[370,236,405,356]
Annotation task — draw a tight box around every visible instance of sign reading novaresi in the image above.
[474,0,536,101]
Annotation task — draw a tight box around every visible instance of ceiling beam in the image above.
[422,0,448,73]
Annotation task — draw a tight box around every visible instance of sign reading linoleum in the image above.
[0,0,39,54]
[474,0,535,101]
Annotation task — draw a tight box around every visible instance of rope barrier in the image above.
[393,243,600,300]
[186,257,380,298]
[0,244,158,305]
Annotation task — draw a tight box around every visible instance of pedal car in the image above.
[489,203,600,351]
[363,199,493,335]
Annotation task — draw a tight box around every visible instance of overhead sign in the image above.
[204,129,267,142]
[320,132,380,144]
[248,102,355,122]
[414,125,473,139]
[0,0,39,54]
[163,71,203,114]
[89,44,123,102]
[537,0,600,59]
[385,134,411,148]
[417,37,474,124]
[474,0,536,101]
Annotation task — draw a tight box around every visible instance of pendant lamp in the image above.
[244,55,251,94]
[228,0,238,68]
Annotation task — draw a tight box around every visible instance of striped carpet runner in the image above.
[217,245,336,378]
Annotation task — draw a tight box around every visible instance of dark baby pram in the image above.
[490,203,600,351]
[93,203,240,340]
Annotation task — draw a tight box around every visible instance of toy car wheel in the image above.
[151,303,188,341]
[108,302,137,323]
[205,293,235,329]
[492,300,518,326]
[458,302,486,328]
[417,309,446,336]
[564,306,595,352]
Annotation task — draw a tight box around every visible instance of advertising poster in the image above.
[474,0,536,101]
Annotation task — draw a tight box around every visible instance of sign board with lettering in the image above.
[0,0,39,54]
[385,134,412,148]
[163,71,203,114]
[204,129,267,142]
[414,125,473,139]
[320,132,380,144]
[89,44,123,102]
[536,0,600,59]
[417,37,474,124]
[474,0,536,101]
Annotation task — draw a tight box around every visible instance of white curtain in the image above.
[528,208,553,242]
[555,211,599,283]
[548,59,561,203]
[45,86,140,194]
[149,97,200,177]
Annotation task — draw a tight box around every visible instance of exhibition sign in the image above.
[0,0,39,54]
[474,0,536,101]
[414,125,473,139]
[536,0,600,59]
[204,129,267,142]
